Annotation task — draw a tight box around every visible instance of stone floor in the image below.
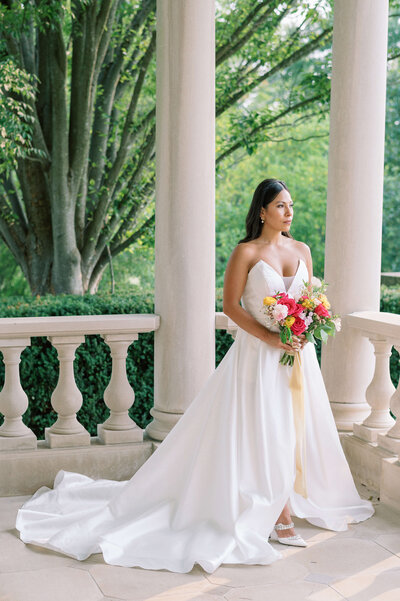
[0,485,399,601]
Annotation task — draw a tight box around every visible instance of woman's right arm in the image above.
[222,245,294,352]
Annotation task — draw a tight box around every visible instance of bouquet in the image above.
[261,277,341,367]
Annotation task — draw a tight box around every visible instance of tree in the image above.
[0,0,334,295]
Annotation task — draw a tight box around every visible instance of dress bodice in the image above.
[240,258,309,326]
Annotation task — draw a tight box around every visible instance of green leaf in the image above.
[320,328,329,343]
[313,328,321,340]
[305,331,316,344]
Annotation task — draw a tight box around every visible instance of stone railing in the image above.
[0,312,238,495]
[0,313,238,450]
[215,312,238,338]
[0,314,160,451]
[345,311,400,512]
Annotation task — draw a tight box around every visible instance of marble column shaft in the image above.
[146,0,215,441]
[322,0,389,430]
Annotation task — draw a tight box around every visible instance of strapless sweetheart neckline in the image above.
[249,257,303,278]
[248,258,304,294]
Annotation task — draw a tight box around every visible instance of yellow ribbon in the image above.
[289,351,308,498]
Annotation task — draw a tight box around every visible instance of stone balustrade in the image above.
[0,314,160,451]
[347,312,400,447]
[344,311,400,512]
[0,312,237,495]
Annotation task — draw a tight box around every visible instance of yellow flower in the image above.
[284,316,295,327]
[263,296,277,306]
[318,294,330,309]
[302,299,314,310]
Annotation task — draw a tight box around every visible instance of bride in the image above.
[16,178,374,574]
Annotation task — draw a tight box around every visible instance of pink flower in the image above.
[272,303,288,322]
[314,303,330,318]
[278,294,298,316]
[304,314,314,328]
[291,316,307,336]
[333,317,341,331]
[291,303,304,317]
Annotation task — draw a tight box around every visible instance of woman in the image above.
[16,178,374,574]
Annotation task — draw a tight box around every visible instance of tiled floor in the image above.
[0,486,399,601]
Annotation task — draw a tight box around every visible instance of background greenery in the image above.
[1,0,399,295]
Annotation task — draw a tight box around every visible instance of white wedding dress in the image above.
[16,258,374,573]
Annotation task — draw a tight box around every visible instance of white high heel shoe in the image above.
[269,521,307,547]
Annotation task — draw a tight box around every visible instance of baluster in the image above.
[378,344,400,454]
[97,334,143,444]
[353,337,395,442]
[0,339,36,450]
[45,335,90,448]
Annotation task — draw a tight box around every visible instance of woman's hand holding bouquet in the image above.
[261,277,341,367]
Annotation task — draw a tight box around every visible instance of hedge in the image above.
[0,286,398,439]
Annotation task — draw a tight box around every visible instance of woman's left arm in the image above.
[303,243,313,282]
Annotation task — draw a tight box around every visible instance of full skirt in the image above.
[16,328,374,573]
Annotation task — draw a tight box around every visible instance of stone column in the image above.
[145,0,215,441]
[321,0,389,430]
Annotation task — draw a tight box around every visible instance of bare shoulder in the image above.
[227,241,259,269]
[289,238,312,262]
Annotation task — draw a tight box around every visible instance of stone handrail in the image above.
[347,311,400,455]
[0,314,160,337]
[215,312,238,338]
[0,314,160,450]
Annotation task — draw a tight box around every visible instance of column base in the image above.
[0,433,37,450]
[144,408,183,441]
[45,428,91,448]
[97,424,143,444]
[353,423,391,443]
[330,401,371,431]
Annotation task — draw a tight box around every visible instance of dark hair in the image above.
[238,178,293,244]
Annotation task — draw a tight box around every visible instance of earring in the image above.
[260,218,264,224]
